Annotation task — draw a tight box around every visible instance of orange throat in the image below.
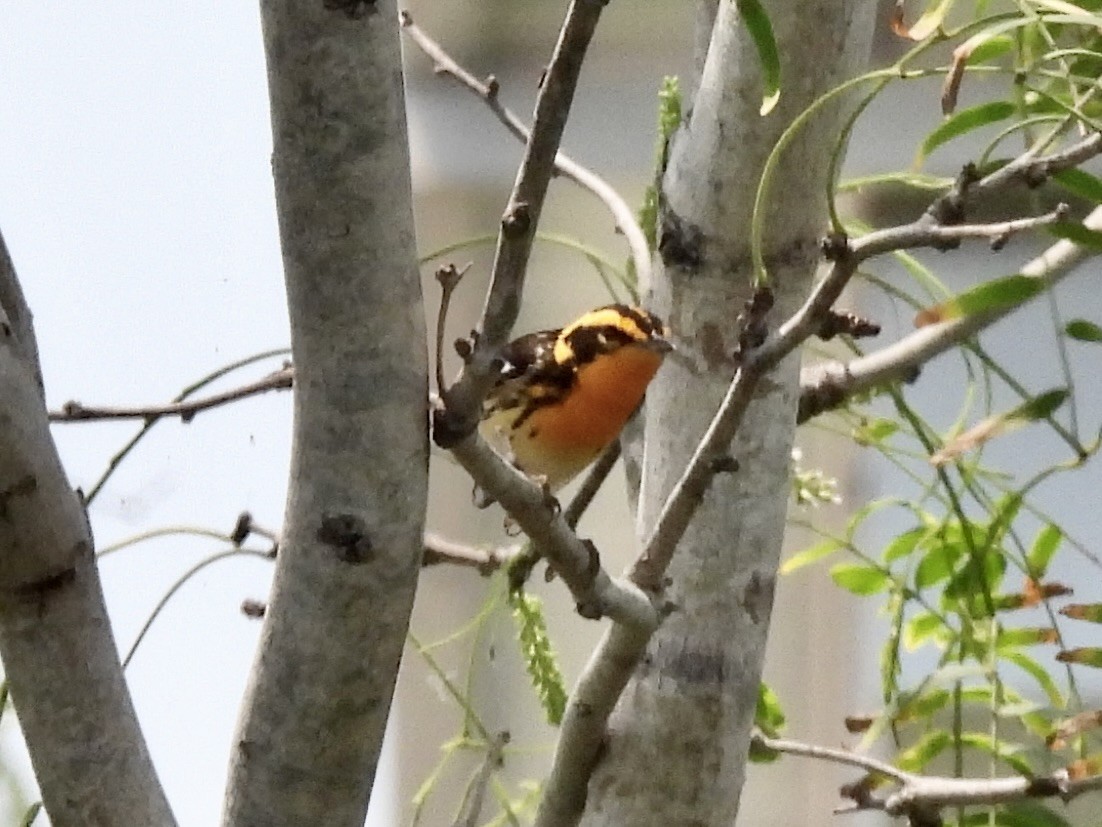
[493,344,663,488]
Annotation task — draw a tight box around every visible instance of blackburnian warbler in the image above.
[480,304,671,489]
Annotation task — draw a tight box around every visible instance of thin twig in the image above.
[434,263,470,394]
[121,547,275,670]
[452,731,509,827]
[400,11,651,296]
[431,0,614,447]
[632,241,860,588]
[564,441,622,529]
[751,732,910,782]
[800,203,1102,422]
[423,532,515,575]
[797,129,1102,422]
[536,241,863,827]
[973,130,1102,196]
[79,348,290,504]
[754,730,1102,817]
[448,430,659,629]
[51,367,293,423]
[848,204,1068,258]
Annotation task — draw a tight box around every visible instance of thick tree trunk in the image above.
[579,3,876,824]
[223,1,427,825]
[0,231,175,826]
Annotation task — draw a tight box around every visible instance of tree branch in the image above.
[223,1,427,824]
[422,532,515,575]
[797,129,1102,422]
[433,0,612,447]
[0,234,175,824]
[50,367,293,423]
[447,432,660,629]
[532,136,1078,827]
[0,228,44,397]
[632,249,860,588]
[400,11,651,296]
[536,241,864,827]
[753,730,1102,818]
[800,203,1102,422]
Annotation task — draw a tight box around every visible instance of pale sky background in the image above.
[0,4,383,824]
[3,3,1102,827]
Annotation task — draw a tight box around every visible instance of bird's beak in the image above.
[645,334,675,355]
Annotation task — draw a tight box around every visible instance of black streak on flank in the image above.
[317,513,375,564]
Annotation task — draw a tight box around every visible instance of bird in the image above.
[480,304,671,490]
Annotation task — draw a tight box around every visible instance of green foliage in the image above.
[1064,318,1102,341]
[791,448,841,507]
[1048,221,1102,248]
[508,589,568,727]
[735,0,781,115]
[915,275,1047,326]
[785,0,1102,793]
[916,101,1017,166]
[636,76,683,266]
[749,683,786,763]
[20,803,41,827]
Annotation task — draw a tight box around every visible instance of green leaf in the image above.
[853,417,900,445]
[1003,650,1065,707]
[915,543,958,588]
[1010,389,1070,422]
[896,688,951,720]
[509,590,567,726]
[1048,221,1102,249]
[959,731,1033,775]
[894,0,956,40]
[837,171,953,194]
[830,563,892,595]
[1066,319,1102,342]
[781,538,842,574]
[1058,647,1102,668]
[944,548,1007,611]
[895,729,951,772]
[986,802,1072,827]
[966,33,1015,64]
[750,683,786,763]
[903,610,949,649]
[1028,523,1062,577]
[915,274,1045,326]
[917,101,1016,166]
[755,682,786,734]
[997,626,1058,649]
[884,527,926,563]
[1053,167,1102,204]
[736,0,781,115]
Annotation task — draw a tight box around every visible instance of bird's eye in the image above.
[597,333,609,347]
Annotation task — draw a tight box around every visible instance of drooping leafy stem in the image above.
[421,231,635,304]
[121,548,274,670]
[749,10,1029,285]
[636,75,683,265]
[506,587,567,728]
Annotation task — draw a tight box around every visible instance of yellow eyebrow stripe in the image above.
[552,307,650,364]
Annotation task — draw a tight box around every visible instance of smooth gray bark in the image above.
[223,1,427,825]
[579,2,877,824]
[0,233,175,826]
